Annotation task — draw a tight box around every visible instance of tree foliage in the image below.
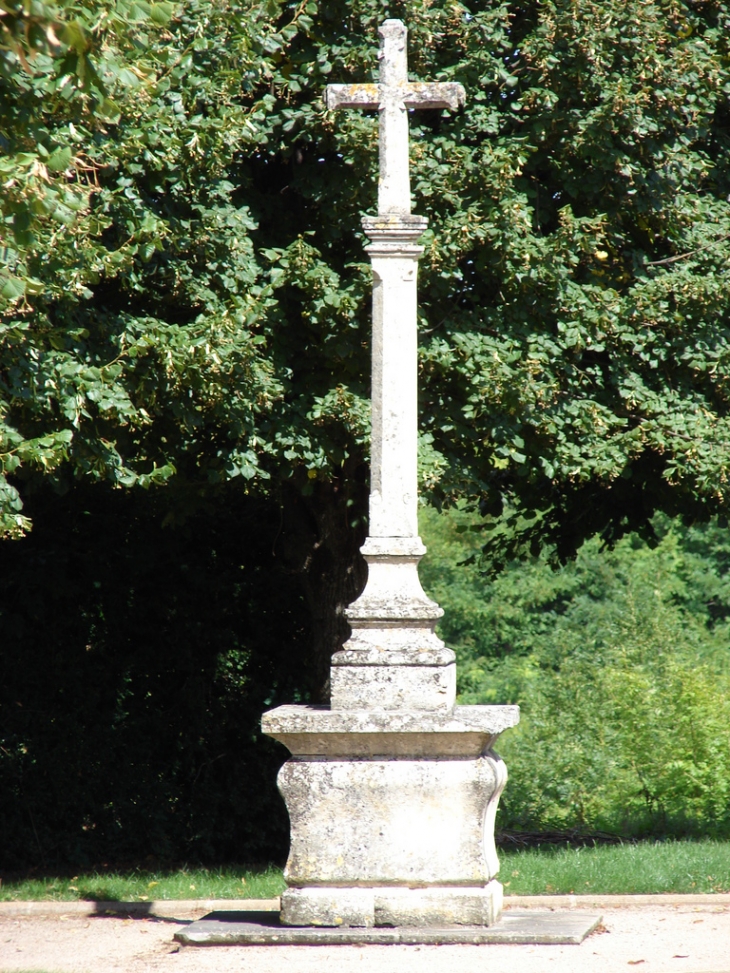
[2,0,730,561]
[1,0,282,538]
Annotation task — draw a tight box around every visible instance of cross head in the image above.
[325,20,465,215]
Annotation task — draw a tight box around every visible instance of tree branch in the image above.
[646,233,730,267]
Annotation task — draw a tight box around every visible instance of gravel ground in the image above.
[1,901,729,973]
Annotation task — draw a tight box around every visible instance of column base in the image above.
[330,661,455,711]
[281,880,503,928]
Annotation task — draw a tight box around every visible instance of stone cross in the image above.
[260,21,519,934]
[326,19,464,215]
[325,20,466,716]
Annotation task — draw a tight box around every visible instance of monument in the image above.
[261,19,518,930]
[177,19,600,948]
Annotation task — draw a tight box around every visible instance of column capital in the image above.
[362,213,428,247]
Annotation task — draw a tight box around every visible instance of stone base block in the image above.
[175,909,604,946]
[262,705,521,938]
[281,881,503,928]
[330,662,455,711]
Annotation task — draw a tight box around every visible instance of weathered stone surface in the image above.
[325,76,464,113]
[263,703,518,925]
[324,31,462,692]
[344,547,442,623]
[281,888,374,928]
[360,214,429,244]
[333,647,456,666]
[330,662,455,711]
[262,704,519,757]
[324,21,465,216]
[262,704,520,746]
[333,218,454,710]
[364,237,424,541]
[175,910,603,946]
[280,882,503,928]
[257,19,519,935]
[374,883,503,927]
[338,532,452,708]
[278,752,507,897]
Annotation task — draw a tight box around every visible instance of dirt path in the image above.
[2,902,730,973]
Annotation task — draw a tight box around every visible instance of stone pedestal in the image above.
[263,705,518,927]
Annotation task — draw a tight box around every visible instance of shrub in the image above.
[420,506,730,837]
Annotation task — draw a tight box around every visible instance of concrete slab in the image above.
[174,909,602,946]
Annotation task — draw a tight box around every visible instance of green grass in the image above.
[500,840,730,895]
[0,865,286,903]
[3,841,730,901]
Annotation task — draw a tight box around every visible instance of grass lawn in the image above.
[0,865,286,903]
[2,841,729,901]
[500,839,730,895]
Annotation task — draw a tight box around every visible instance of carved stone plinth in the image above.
[262,706,518,927]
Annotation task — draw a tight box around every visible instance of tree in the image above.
[1,0,371,698]
[3,0,730,682]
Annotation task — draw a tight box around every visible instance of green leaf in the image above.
[150,2,175,25]
[0,276,25,300]
[60,20,88,54]
[47,146,74,172]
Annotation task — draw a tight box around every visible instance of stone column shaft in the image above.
[330,215,455,713]
[367,224,422,540]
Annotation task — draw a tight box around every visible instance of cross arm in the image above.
[325,83,381,110]
[402,81,465,111]
[326,80,465,113]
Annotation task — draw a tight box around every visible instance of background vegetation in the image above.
[2,0,730,871]
[420,506,730,839]
[0,486,310,869]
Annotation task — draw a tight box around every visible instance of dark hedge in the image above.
[0,485,315,870]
